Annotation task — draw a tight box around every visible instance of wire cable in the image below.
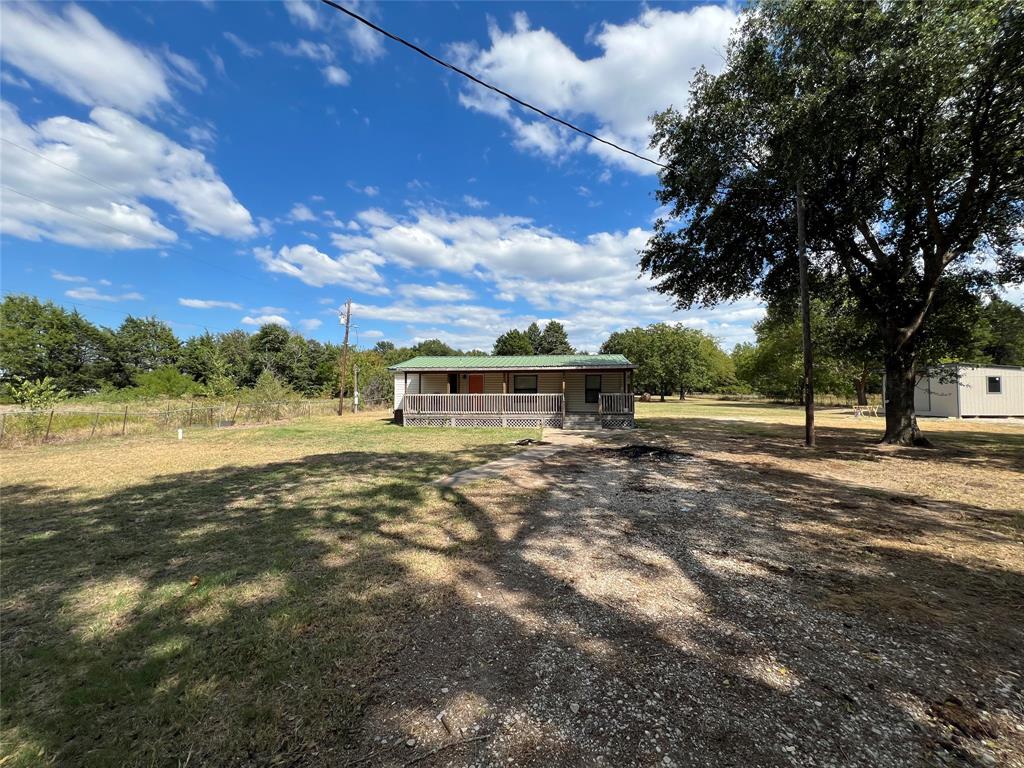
[318,0,669,170]
[2,138,132,201]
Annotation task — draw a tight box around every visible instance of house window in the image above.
[585,374,602,403]
[987,376,1001,394]
[513,375,538,394]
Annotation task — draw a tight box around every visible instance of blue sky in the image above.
[0,0,766,351]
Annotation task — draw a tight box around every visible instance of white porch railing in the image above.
[404,393,563,415]
[599,393,634,414]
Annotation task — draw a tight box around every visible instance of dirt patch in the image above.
[346,424,1024,768]
[604,443,695,462]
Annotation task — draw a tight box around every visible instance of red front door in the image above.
[468,374,484,394]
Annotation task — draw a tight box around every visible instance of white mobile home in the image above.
[390,354,636,428]
[888,363,1024,418]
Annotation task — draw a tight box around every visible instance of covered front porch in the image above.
[401,391,635,428]
[391,355,637,429]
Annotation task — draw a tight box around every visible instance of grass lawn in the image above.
[0,414,538,766]
[2,401,1022,766]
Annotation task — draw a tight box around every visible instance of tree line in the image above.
[731,292,1024,405]
[5,292,1018,407]
[0,295,467,403]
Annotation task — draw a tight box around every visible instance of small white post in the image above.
[177,428,184,440]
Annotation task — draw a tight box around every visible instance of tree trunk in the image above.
[678,389,686,400]
[882,347,930,446]
[855,372,868,406]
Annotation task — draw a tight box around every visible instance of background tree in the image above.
[601,323,734,399]
[216,330,253,386]
[410,338,458,357]
[978,296,1024,365]
[247,324,293,383]
[493,329,534,355]
[525,322,543,354]
[537,320,574,354]
[641,0,1024,445]
[0,295,107,394]
[106,316,180,388]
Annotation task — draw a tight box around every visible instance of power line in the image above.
[318,0,669,170]
[2,138,132,201]
[2,184,172,246]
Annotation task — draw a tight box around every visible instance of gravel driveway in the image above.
[347,428,1024,767]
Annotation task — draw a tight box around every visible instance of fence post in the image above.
[122,405,129,436]
[232,401,240,421]
[90,412,100,438]
[188,402,194,427]
[0,413,5,442]
[43,409,55,442]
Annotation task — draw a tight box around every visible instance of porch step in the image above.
[562,414,603,430]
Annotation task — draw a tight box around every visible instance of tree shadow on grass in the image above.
[334,447,1023,766]
[638,415,1024,474]
[2,437,1022,767]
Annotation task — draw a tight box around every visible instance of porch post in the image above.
[561,372,566,425]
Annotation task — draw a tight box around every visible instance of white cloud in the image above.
[398,282,475,302]
[1,71,31,89]
[299,318,323,331]
[348,181,379,197]
[0,3,185,116]
[283,0,320,29]
[51,270,87,283]
[274,39,335,63]
[1,101,256,249]
[178,298,243,310]
[323,65,350,86]
[224,31,261,58]
[450,6,738,173]
[252,305,289,315]
[288,203,317,222]
[163,49,206,93]
[318,297,336,305]
[186,123,217,148]
[463,195,488,209]
[254,244,389,292]
[242,314,290,327]
[66,286,143,302]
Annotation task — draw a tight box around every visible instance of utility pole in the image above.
[797,180,815,447]
[337,299,352,416]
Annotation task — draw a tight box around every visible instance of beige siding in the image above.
[451,372,505,393]
[566,371,626,413]
[419,372,448,394]
[957,366,1024,416]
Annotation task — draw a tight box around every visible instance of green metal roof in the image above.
[389,354,634,371]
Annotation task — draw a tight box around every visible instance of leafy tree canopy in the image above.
[641,0,1024,444]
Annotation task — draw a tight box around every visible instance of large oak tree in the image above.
[640,0,1023,444]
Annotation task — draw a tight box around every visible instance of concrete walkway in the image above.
[431,429,602,489]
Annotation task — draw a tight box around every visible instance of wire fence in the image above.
[0,397,393,449]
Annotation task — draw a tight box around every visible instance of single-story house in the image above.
[390,354,636,428]
[884,363,1024,418]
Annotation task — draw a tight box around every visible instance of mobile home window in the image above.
[585,374,602,403]
[513,375,538,394]
[987,376,1001,394]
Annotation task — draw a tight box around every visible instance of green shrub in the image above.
[132,367,200,398]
